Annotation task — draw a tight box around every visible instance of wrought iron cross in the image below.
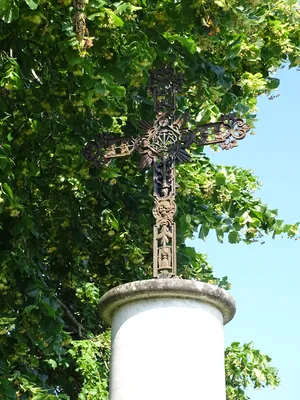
[83,66,250,278]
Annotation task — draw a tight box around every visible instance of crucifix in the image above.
[83,66,250,278]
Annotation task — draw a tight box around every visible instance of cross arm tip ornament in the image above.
[83,134,138,168]
[183,114,250,152]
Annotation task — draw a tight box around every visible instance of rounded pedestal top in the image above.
[99,279,236,326]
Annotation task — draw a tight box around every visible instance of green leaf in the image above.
[10,222,24,236]
[226,40,241,59]
[164,33,196,54]
[64,49,82,66]
[25,0,38,10]
[66,36,80,47]
[216,229,224,243]
[286,0,297,5]
[115,2,130,14]
[41,297,58,318]
[0,379,17,399]
[0,317,16,324]
[228,184,240,199]
[209,63,225,77]
[115,2,142,14]
[47,359,58,369]
[199,224,210,241]
[112,13,124,27]
[87,12,101,21]
[287,225,298,237]
[27,288,40,297]
[3,182,13,199]
[267,78,280,90]
[0,155,8,170]
[228,231,240,244]
[265,209,276,220]
[223,218,233,226]
[267,77,280,90]
[109,85,126,98]
[99,166,120,180]
[28,161,39,177]
[215,172,226,186]
[95,82,106,94]
[24,304,39,313]
[0,0,19,23]
[184,246,197,258]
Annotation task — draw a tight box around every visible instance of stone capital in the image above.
[99,279,236,326]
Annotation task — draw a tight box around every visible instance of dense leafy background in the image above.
[0,0,299,398]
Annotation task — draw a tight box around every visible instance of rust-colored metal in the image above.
[83,135,136,168]
[83,67,250,278]
[152,156,177,278]
[148,65,183,113]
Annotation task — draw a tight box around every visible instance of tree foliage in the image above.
[0,0,299,398]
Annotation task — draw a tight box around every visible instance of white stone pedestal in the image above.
[99,279,236,400]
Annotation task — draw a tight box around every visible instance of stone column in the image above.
[99,279,235,400]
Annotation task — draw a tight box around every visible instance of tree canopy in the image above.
[0,0,299,398]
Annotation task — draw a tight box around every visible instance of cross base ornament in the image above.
[84,67,250,278]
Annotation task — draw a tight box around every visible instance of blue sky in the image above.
[187,66,300,399]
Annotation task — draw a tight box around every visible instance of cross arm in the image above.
[83,135,138,167]
[183,115,250,151]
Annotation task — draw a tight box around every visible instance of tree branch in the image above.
[56,298,90,338]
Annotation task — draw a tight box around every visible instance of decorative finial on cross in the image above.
[83,67,250,278]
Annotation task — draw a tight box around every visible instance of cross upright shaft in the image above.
[83,67,250,278]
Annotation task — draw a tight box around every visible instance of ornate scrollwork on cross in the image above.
[152,157,176,277]
[186,115,250,150]
[83,66,250,278]
[153,194,176,278]
[83,135,137,167]
[148,66,183,112]
[138,112,191,169]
